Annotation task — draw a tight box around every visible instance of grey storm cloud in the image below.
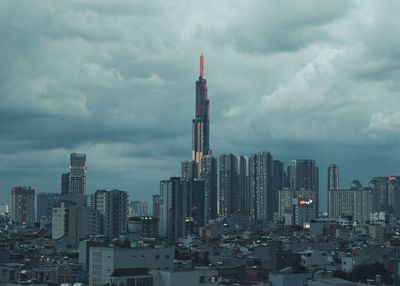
[1,0,400,208]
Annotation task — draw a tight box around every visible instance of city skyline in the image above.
[1,1,400,210]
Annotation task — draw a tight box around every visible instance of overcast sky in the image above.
[1,1,400,210]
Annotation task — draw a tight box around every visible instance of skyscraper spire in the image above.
[192,54,210,176]
[200,54,204,78]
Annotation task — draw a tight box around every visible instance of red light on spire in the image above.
[200,54,204,78]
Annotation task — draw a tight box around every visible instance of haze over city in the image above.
[1,0,400,210]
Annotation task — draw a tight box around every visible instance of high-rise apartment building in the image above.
[278,189,316,226]
[219,153,237,218]
[328,187,373,223]
[192,55,211,176]
[328,189,354,220]
[11,186,35,226]
[200,155,217,221]
[328,164,339,191]
[218,153,249,218]
[367,176,400,216]
[159,177,180,241]
[69,153,87,195]
[249,152,274,221]
[179,178,205,237]
[92,189,128,238]
[272,160,285,218]
[237,155,250,216]
[388,176,400,218]
[369,176,389,212]
[159,177,206,241]
[288,159,319,216]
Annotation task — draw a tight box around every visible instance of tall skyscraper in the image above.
[11,186,35,226]
[249,152,274,221]
[159,177,206,241]
[92,189,128,238]
[272,160,285,218]
[159,177,180,241]
[219,153,237,218]
[237,155,250,216]
[218,153,249,218]
[288,159,319,216]
[368,176,389,212]
[388,176,400,218]
[192,55,211,176]
[179,178,206,237]
[200,155,218,221]
[328,164,339,191]
[69,153,87,195]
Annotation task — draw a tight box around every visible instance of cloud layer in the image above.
[1,1,400,208]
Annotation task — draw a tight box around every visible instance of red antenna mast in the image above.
[200,54,204,78]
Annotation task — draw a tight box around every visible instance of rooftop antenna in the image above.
[200,54,204,78]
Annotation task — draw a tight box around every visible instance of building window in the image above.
[199,276,205,283]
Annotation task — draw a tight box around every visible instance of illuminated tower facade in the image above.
[192,55,211,176]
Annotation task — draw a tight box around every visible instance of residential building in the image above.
[328,164,339,191]
[159,177,180,240]
[92,189,128,238]
[288,159,319,216]
[200,155,218,221]
[249,152,273,221]
[328,187,373,223]
[11,186,35,226]
[278,189,316,225]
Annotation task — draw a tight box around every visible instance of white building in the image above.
[152,267,219,286]
[300,250,333,271]
[89,246,174,286]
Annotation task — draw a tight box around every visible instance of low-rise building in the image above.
[89,246,174,286]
